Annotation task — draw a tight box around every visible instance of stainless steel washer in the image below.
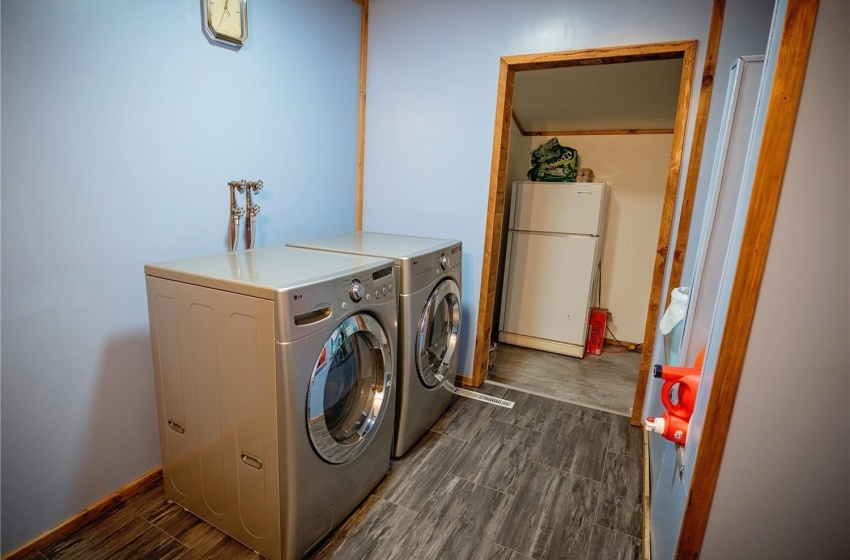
[288,232,461,457]
[145,246,397,559]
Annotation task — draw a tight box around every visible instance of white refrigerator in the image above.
[499,181,609,358]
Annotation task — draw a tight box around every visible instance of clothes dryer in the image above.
[287,232,461,457]
[145,246,397,560]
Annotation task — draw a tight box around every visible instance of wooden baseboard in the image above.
[456,375,481,389]
[2,467,163,560]
[643,429,651,560]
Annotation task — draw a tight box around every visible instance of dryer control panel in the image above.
[405,243,462,295]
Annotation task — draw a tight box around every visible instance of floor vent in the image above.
[443,382,515,409]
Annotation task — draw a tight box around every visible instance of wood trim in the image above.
[643,429,652,560]
[502,41,690,71]
[471,58,514,386]
[628,42,698,426]
[470,40,697,390]
[2,467,163,560]
[510,110,527,135]
[525,128,674,136]
[675,1,819,557]
[354,0,369,230]
[667,0,726,305]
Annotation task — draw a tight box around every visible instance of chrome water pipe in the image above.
[245,180,262,250]
[228,180,246,252]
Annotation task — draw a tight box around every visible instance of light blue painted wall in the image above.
[363,0,713,378]
[0,0,361,553]
[678,0,777,288]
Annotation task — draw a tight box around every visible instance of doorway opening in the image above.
[471,41,698,421]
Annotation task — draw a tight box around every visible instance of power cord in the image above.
[596,259,641,353]
[605,325,639,353]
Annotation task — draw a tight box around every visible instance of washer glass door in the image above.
[416,278,461,388]
[307,313,392,464]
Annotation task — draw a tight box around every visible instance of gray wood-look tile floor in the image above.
[26,386,643,560]
[489,343,641,416]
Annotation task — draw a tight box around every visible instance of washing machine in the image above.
[144,246,397,560]
[287,232,461,457]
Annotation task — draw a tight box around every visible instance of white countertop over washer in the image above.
[144,245,391,300]
[287,231,460,263]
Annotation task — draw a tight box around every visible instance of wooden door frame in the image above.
[470,41,698,429]
[667,0,726,307]
[354,0,368,230]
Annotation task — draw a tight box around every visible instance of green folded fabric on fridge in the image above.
[527,138,578,182]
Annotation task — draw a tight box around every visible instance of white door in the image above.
[500,232,598,345]
[511,181,606,235]
[681,57,765,364]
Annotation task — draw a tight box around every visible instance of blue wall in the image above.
[0,0,361,552]
[362,0,712,378]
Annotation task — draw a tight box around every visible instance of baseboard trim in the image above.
[498,332,585,358]
[643,429,651,560]
[2,467,163,560]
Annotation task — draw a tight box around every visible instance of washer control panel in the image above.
[434,246,461,275]
[339,265,395,310]
[348,279,365,302]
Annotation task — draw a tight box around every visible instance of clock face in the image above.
[206,0,247,46]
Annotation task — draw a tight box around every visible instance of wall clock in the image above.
[204,0,248,47]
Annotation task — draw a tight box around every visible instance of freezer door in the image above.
[511,181,606,235]
[500,232,598,346]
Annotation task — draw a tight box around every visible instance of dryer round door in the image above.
[306,313,393,464]
[416,278,461,388]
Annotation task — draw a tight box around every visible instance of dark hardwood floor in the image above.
[489,344,641,416]
[25,385,644,560]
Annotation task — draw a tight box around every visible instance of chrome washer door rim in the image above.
[416,278,461,388]
[306,313,392,464]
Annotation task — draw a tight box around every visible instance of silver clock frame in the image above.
[203,0,249,47]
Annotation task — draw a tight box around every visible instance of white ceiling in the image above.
[512,58,684,132]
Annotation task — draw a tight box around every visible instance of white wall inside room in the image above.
[507,121,533,185]
[529,134,673,343]
[0,0,361,554]
[363,0,714,379]
[513,59,683,132]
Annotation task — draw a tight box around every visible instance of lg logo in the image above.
[293,294,302,300]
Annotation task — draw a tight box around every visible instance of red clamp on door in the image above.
[645,412,689,444]
[653,347,704,421]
